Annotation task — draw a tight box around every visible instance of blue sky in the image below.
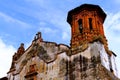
[0,0,120,78]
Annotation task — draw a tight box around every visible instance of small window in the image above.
[29,64,36,72]
[110,68,113,72]
[78,19,83,33]
[89,18,93,30]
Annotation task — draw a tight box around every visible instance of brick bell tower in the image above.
[66,4,119,80]
[67,4,108,50]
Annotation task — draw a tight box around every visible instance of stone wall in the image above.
[7,41,69,80]
[7,41,119,80]
[69,41,119,80]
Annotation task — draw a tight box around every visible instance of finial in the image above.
[37,32,41,38]
[34,32,43,42]
[20,43,24,47]
[17,43,25,55]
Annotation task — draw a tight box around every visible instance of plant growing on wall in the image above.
[37,46,51,61]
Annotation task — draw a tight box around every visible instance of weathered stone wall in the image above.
[7,41,69,80]
[69,55,119,80]
[111,54,118,76]
[69,41,119,80]
[7,41,119,80]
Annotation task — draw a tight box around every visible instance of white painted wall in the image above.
[111,54,118,77]
[100,45,110,71]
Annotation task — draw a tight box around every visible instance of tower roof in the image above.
[67,4,106,24]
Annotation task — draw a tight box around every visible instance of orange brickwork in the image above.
[67,4,108,49]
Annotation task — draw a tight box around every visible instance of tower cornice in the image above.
[67,4,106,25]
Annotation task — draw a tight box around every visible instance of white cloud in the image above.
[0,12,31,29]
[104,12,120,30]
[114,0,120,4]
[39,26,58,34]
[62,31,70,41]
[0,38,16,78]
[25,0,45,6]
[39,22,47,26]
[104,12,120,45]
[25,0,70,31]
[104,12,120,78]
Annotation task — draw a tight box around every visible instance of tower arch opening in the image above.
[78,19,83,33]
[89,18,93,30]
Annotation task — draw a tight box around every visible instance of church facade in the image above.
[5,4,119,80]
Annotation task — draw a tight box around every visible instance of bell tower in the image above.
[67,4,107,49]
[66,4,119,80]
